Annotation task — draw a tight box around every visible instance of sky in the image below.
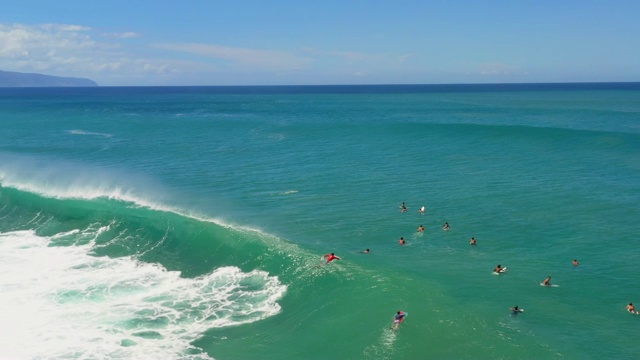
[1,0,639,86]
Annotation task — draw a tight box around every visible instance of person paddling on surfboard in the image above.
[442,222,450,231]
[400,202,408,213]
[419,206,425,215]
[417,225,425,233]
[470,237,477,245]
[510,306,524,315]
[627,303,637,314]
[494,264,506,274]
[323,253,341,263]
[541,276,551,286]
[394,311,406,325]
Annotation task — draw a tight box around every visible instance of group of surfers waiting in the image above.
[322,202,638,321]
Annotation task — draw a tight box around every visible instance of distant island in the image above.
[0,70,98,87]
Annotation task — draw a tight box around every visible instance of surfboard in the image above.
[540,283,559,287]
[492,267,507,275]
[391,313,407,330]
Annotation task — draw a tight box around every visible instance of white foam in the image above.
[362,325,398,359]
[0,230,287,359]
[68,129,113,138]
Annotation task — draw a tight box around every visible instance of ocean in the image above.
[0,83,639,359]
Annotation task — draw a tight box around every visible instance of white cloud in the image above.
[0,23,428,85]
[1,23,319,85]
[39,24,92,32]
[0,23,177,83]
[153,43,313,70]
[105,31,140,39]
[0,24,101,61]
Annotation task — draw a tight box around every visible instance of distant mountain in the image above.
[0,70,98,87]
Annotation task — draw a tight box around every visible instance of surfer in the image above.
[419,206,425,215]
[417,225,425,233]
[470,237,476,245]
[510,306,523,315]
[398,237,406,245]
[394,311,406,324]
[541,276,551,286]
[400,202,407,213]
[494,265,505,274]
[627,303,637,314]
[442,222,450,231]
[362,249,370,254]
[323,253,341,263]
[572,259,579,266]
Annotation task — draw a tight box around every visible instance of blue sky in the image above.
[1,0,639,86]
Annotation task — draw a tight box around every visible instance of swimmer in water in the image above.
[398,237,406,245]
[494,264,505,273]
[627,303,637,314]
[510,306,523,315]
[417,225,425,233]
[442,222,450,231]
[573,259,579,266]
[400,202,407,213]
[470,237,476,245]
[323,253,341,263]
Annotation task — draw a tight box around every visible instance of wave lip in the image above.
[0,154,172,211]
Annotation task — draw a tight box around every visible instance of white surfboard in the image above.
[492,267,507,275]
[540,283,559,287]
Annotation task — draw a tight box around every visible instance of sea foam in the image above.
[0,230,287,359]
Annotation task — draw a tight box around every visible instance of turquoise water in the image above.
[1,84,639,359]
